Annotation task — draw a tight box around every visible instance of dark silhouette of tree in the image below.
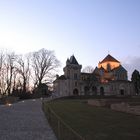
[0,50,5,95]
[12,68,18,93]
[82,66,98,95]
[31,48,60,87]
[82,73,98,95]
[0,48,60,97]
[0,51,18,95]
[16,55,31,93]
[4,52,17,95]
[131,69,140,94]
[6,52,16,94]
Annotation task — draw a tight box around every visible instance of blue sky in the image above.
[0,0,140,78]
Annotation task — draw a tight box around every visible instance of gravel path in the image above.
[0,99,57,140]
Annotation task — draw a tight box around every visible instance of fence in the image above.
[42,102,85,140]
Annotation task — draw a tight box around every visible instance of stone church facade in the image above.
[53,54,134,97]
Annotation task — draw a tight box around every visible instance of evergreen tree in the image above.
[131,70,140,94]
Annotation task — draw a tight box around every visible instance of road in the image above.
[0,99,57,140]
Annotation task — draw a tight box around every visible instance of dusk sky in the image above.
[0,0,140,79]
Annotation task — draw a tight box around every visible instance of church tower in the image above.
[63,55,82,95]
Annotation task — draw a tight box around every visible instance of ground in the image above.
[0,99,57,140]
[44,99,140,140]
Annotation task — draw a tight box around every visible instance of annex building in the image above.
[53,54,134,97]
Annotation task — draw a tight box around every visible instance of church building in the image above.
[53,54,134,97]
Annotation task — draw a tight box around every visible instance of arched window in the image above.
[73,88,79,95]
[92,86,97,95]
[74,73,78,80]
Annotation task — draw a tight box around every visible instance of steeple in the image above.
[69,55,79,65]
[64,55,82,78]
[66,58,70,65]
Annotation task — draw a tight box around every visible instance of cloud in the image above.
[123,56,140,80]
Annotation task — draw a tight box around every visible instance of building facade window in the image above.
[67,70,70,78]
[75,82,78,87]
[74,73,78,80]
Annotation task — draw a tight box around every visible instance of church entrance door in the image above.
[92,86,97,95]
[84,86,90,95]
[100,87,104,95]
[120,89,125,95]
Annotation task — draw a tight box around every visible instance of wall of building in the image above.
[54,55,135,97]
[98,61,120,70]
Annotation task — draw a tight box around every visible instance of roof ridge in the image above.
[100,54,120,63]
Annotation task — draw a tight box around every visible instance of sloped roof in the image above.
[57,75,67,80]
[69,55,79,65]
[93,67,99,73]
[81,72,93,76]
[100,54,120,63]
[81,72,97,81]
[112,65,127,72]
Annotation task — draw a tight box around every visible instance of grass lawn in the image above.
[44,99,140,140]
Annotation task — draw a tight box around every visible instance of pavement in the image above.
[0,99,57,140]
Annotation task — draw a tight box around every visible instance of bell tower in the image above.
[63,55,82,95]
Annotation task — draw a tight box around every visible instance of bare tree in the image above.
[82,66,99,95]
[31,48,60,87]
[16,54,31,93]
[0,48,60,96]
[82,66,94,73]
[4,52,17,95]
[0,50,5,95]
[82,73,98,95]
[0,51,17,95]
[12,68,18,92]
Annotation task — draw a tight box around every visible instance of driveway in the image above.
[0,99,57,140]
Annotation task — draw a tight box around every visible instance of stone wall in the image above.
[88,99,125,107]
[88,99,107,107]
[111,103,140,116]
[88,99,140,115]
